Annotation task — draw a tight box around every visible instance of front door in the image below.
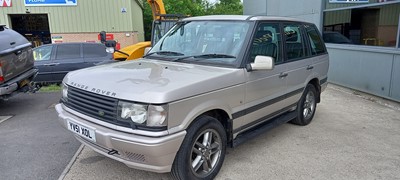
[236,22,289,133]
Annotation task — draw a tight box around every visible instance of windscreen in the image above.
[148,21,250,66]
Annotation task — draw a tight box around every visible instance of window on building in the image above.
[323,3,400,48]
[56,44,81,60]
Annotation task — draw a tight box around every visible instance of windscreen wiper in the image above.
[173,54,236,62]
[143,51,184,58]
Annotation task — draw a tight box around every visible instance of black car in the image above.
[33,42,113,84]
[323,31,353,44]
[0,25,38,99]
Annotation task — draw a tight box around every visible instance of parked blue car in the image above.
[33,42,113,84]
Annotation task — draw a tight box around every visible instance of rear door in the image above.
[304,24,329,84]
[284,23,313,104]
[51,43,83,82]
[33,45,55,83]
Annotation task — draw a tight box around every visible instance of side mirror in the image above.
[247,56,275,71]
[105,40,117,53]
[99,31,107,43]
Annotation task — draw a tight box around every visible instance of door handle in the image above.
[306,65,314,70]
[44,63,60,66]
[279,72,288,78]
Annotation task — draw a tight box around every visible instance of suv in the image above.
[33,43,113,84]
[0,25,38,99]
[56,15,329,179]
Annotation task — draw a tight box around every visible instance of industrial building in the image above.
[0,0,145,48]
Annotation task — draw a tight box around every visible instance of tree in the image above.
[142,0,243,40]
[207,0,243,15]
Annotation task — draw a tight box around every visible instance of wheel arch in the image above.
[308,78,321,103]
[185,109,232,146]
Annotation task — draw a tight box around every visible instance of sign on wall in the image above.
[24,0,77,6]
[0,0,12,7]
[51,36,63,43]
[329,0,369,3]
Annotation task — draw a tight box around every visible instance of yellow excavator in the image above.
[111,0,185,61]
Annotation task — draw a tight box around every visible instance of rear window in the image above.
[56,44,81,60]
[83,44,107,58]
[305,25,326,55]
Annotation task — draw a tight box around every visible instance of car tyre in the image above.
[171,116,227,180]
[291,84,317,126]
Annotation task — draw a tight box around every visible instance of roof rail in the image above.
[245,14,268,20]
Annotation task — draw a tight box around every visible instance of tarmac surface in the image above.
[61,85,400,180]
[0,92,81,180]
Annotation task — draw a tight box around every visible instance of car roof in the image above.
[33,42,105,49]
[182,15,309,23]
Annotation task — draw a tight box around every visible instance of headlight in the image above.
[62,84,68,100]
[118,101,168,127]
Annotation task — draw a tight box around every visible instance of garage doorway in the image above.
[9,14,51,47]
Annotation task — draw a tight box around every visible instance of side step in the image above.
[232,111,297,147]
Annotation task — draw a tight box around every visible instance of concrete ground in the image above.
[61,85,400,180]
[0,92,81,180]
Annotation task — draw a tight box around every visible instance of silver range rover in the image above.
[56,15,329,180]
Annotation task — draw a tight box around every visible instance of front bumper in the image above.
[56,104,186,173]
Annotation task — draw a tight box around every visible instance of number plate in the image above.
[67,120,96,142]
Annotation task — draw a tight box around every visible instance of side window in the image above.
[83,44,107,58]
[55,44,81,60]
[33,46,52,61]
[305,24,326,55]
[249,23,281,64]
[284,24,306,60]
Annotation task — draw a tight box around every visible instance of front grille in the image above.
[64,86,130,128]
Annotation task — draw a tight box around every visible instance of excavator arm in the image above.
[148,0,166,20]
[113,0,166,61]
[113,0,182,61]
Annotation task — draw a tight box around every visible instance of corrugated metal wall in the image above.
[324,10,351,26]
[0,0,144,34]
[131,0,145,41]
[326,0,380,9]
[324,1,400,26]
[380,4,400,25]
